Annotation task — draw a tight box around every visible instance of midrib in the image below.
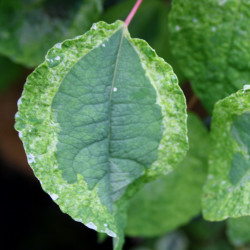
[107,26,126,193]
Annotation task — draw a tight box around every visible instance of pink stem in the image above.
[125,0,143,27]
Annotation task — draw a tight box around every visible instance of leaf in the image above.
[102,0,185,84]
[184,219,225,242]
[0,0,102,67]
[227,216,250,246]
[169,0,250,112]
[125,113,209,237]
[15,21,188,249]
[0,56,23,92]
[202,88,250,220]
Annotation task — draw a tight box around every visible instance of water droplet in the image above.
[17,97,22,105]
[175,25,181,31]
[27,153,35,164]
[113,87,117,92]
[55,43,62,49]
[219,0,226,5]
[46,53,64,68]
[92,23,97,30]
[50,193,58,200]
[105,228,116,237]
[86,222,97,230]
[243,85,250,92]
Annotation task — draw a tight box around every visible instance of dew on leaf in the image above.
[46,53,64,68]
[50,193,59,200]
[243,85,250,92]
[219,0,227,6]
[55,43,62,49]
[17,97,22,105]
[92,23,97,30]
[27,153,35,164]
[86,222,97,231]
[105,228,117,237]
[175,25,181,31]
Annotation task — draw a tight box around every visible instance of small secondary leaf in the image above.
[15,21,187,249]
[202,88,250,220]
[125,113,210,237]
[227,216,250,246]
[0,0,101,67]
[169,0,250,112]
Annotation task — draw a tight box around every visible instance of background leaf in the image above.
[169,0,250,112]
[0,0,102,67]
[202,88,250,220]
[125,113,210,237]
[227,216,250,247]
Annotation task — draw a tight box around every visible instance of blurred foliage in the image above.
[227,217,250,247]
[0,0,102,67]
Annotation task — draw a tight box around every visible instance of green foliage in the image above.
[0,0,102,67]
[202,89,250,220]
[169,0,250,112]
[5,0,250,248]
[15,21,188,249]
[227,216,250,246]
[126,113,210,237]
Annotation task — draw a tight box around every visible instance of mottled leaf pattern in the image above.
[202,88,250,220]
[15,21,188,249]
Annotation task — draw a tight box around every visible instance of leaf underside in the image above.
[202,89,250,220]
[15,21,187,249]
